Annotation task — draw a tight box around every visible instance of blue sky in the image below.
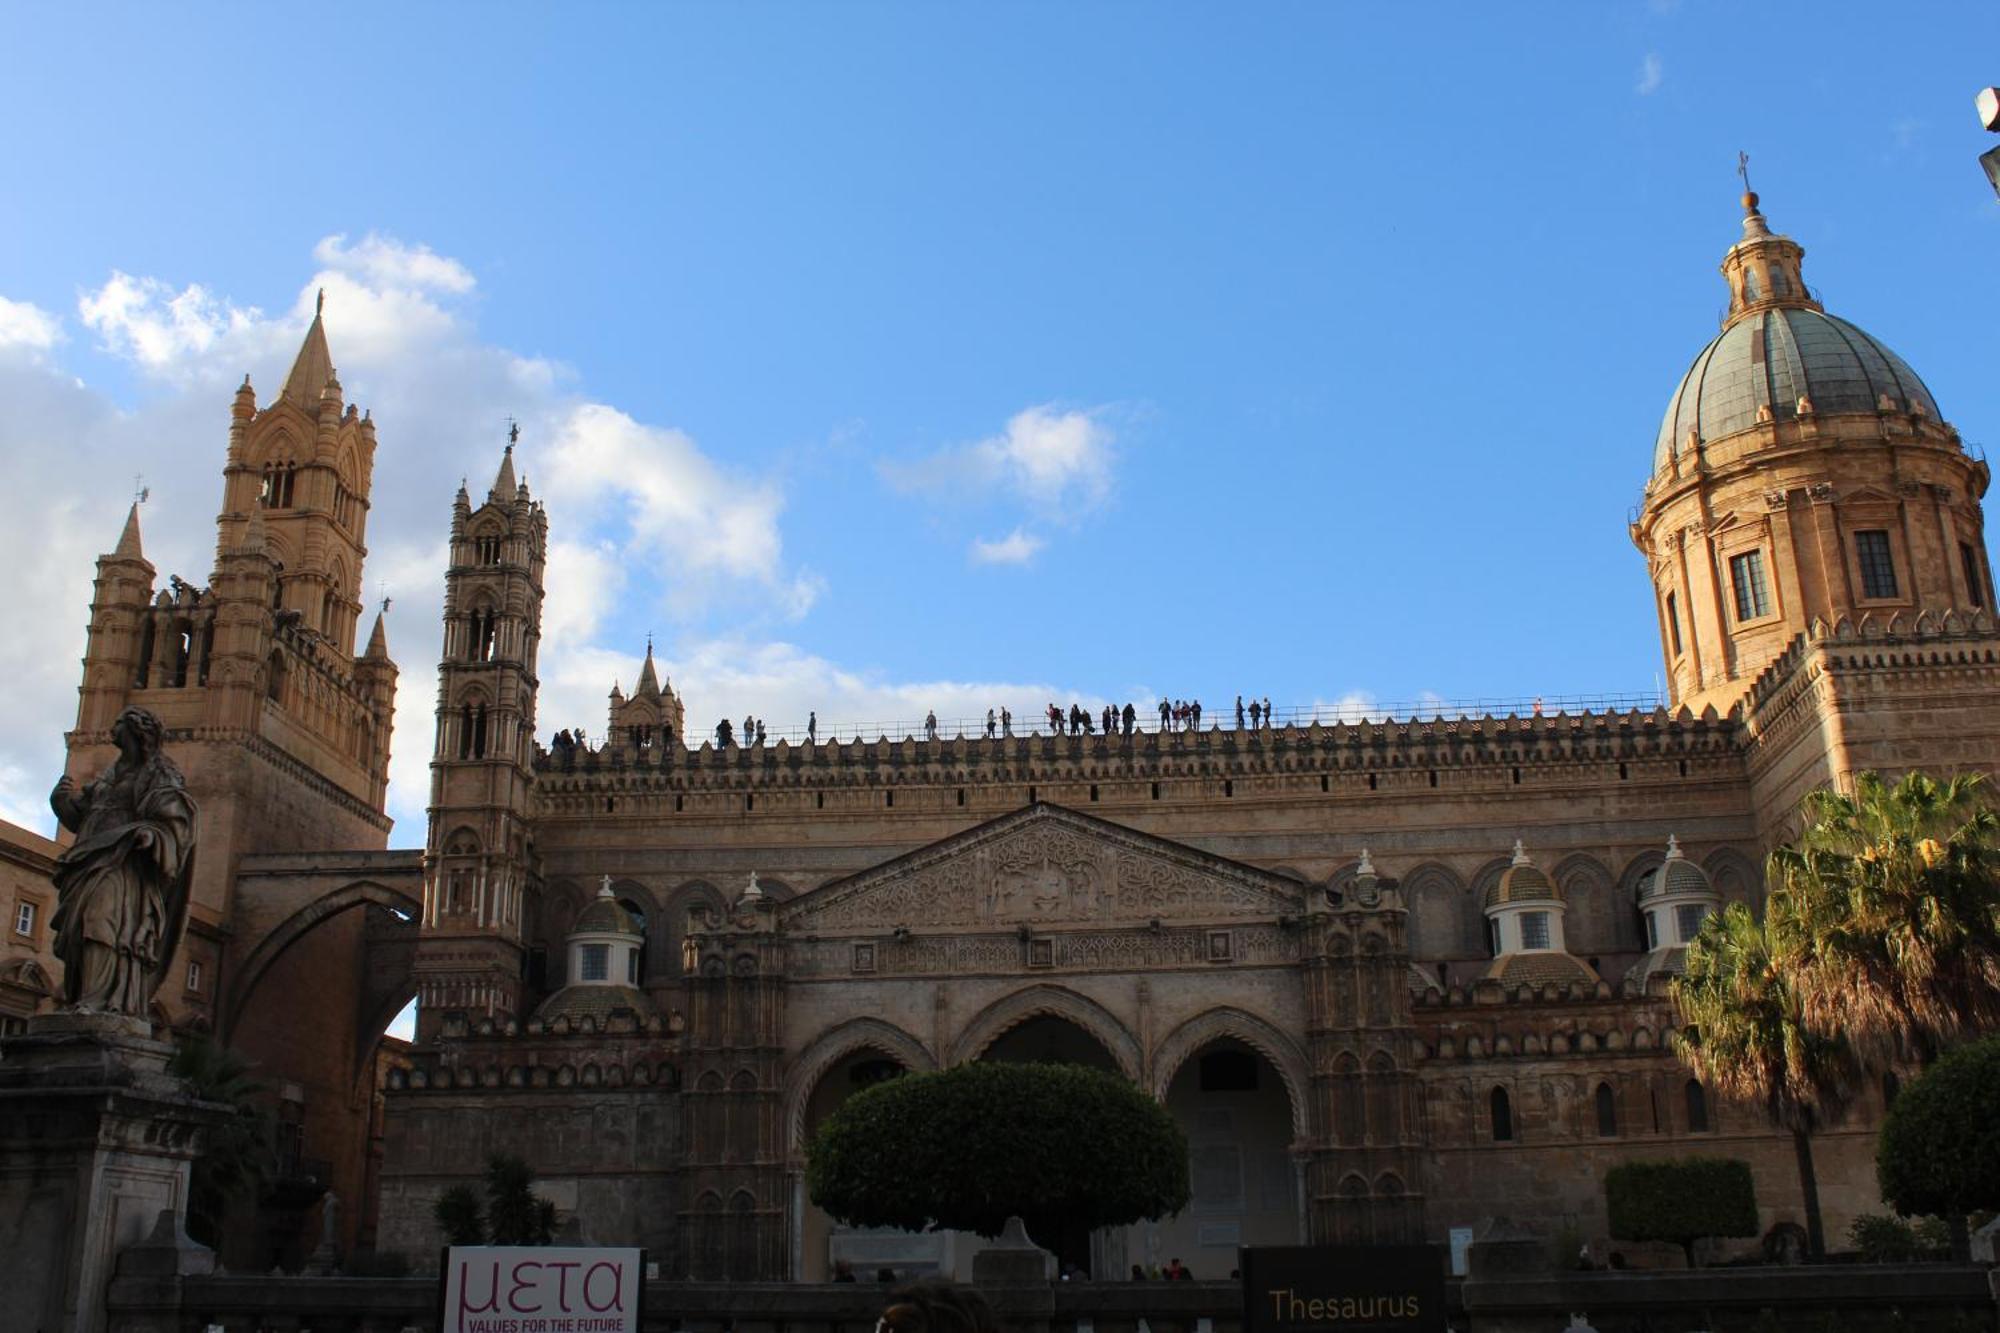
[2,3,1997,835]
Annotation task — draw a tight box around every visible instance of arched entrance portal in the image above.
[1144,1037,1305,1278]
[982,1014,1120,1071]
[799,1047,916,1280]
[973,1013,1127,1279]
[784,1019,937,1281]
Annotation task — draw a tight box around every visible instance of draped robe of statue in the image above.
[48,708,196,1016]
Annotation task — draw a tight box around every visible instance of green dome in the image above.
[1653,307,1940,474]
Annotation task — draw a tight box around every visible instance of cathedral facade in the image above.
[45,193,2000,1275]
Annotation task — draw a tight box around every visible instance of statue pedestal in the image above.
[0,1013,226,1333]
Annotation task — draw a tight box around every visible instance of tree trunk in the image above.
[1792,1129,1826,1259]
[1947,1211,1971,1263]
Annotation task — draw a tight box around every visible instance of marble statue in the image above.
[47,706,196,1016]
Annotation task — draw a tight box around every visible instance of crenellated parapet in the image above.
[530,708,1747,815]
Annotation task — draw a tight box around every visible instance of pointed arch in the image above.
[947,983,1140,1078]
[1554,853,1616,955]
[1403,861,1479,959]
[222,878,421,1035]
[1149,1006,1311,1142]
[781,1016,937,1152]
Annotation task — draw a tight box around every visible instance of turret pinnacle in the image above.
[279,294,337,410]
[635,641,661,698]
[364,610,390,659]
[113,503,144,559]
[490,443,518,500]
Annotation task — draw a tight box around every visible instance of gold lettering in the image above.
[1308,1299,1325,1320]
[1272,1291,1293,1319]
[1405,1297,1421,1317]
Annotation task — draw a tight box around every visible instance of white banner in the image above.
[441,1247,645,1333]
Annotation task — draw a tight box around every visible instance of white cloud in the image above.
[885,403,1116,519]
[78,271,266,375]
[0,296,62,355]
[313,233,474,295]
[1635,53,1663,96]
[538,403,817,616]
[969,528,1044,566]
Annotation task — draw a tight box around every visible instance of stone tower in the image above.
[1301,857,1426,1244]
[413,440,548,1041]
[1633,190,1992,715]
[67,308,399,1022]
[679,877,788,1280]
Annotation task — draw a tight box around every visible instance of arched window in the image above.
[1685,1079,1710,1133]
[1489,1086,1513,1142]
[1595,1082,1618,1137]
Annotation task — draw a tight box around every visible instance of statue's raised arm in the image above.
[47,706,196,1017]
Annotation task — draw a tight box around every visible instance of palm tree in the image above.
[1672,899,1859,1259]
[1771,771,2000,1067]
[169,1034,274,1248]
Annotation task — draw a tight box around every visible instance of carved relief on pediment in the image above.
[784,812,1300,933]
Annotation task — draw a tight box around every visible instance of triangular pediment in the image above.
[780,803,1307,935]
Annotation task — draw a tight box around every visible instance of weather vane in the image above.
[378,580,393,616]
[133,475,149,505]
[506,416,520,447]
[1737,151,1752,194]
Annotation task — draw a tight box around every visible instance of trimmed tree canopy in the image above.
[1605,1158,1759,1265]
[805,1061,1190,1241]
[1877,1034,2000,1219]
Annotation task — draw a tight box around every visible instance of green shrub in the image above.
[1605,1157,1759,1266]
[1848,1214,1921,1262]
[806,1061,1189,1245]
[1878,1037,2000,1224]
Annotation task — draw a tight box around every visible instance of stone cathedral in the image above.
[41,192,2000,1277]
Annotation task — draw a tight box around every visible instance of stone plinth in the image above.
[0,1013,227,1333]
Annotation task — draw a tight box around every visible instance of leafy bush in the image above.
[434,1184,486,1246]
[1877,1036,2000,1224]
[1605,1158,1758,1266]
[431,1154,557,1246]
[806,1061,1189,1245]
[169,1035,274,1248]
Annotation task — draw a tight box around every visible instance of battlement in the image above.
[531,706,1748,800]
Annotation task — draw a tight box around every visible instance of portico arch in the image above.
[1150,1006,1312,1144]
[224,878,421,1034]
[947,983,1141,1079]
[782,1017,937,1155]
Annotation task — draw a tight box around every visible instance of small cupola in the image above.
[1482,842,1598,989]
[533,875,655,1025]
[570,875,644,985]
[1635,835,1722,953]
[1719,187,1820,327]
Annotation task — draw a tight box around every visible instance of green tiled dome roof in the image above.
[1486,860,1558,910]
[574,894,641,935]
[1653,308,1939,474]
[533,984,655,1023]
[1484,950,1598,989]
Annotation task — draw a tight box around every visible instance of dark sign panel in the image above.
[1242,1245,1445,1333]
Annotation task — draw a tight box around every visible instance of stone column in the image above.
[0,1013,226,1333]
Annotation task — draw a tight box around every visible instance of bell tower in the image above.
[1633,189,1991,713]
[412,435,548,1040]
[217,291,378,654]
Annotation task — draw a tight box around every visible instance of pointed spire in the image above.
[364,611,389,659]
[490,443,517,499]
[113,503,144,559]
[279,299,337,410]
[635,639,661,698]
